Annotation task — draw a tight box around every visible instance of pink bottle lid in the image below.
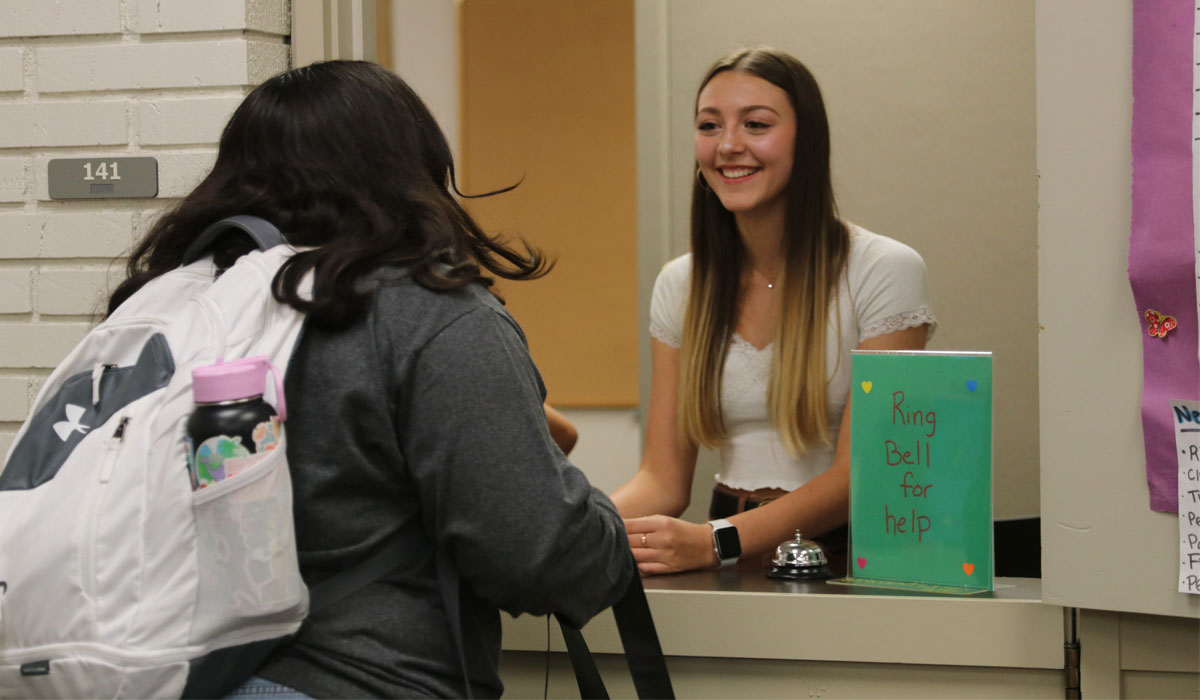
[191,355,287,420]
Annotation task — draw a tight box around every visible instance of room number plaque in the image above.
[48,157,158,199]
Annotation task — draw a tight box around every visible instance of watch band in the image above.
[707,518,741,568]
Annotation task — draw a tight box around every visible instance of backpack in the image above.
[0,215,674,699]
[0,217,321,699]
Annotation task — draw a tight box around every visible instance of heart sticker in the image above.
[861,381,873,394]
[857,557,867,569]
[962,563,975,576]
[966,380,978,392]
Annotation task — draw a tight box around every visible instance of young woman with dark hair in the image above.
[108,60,633,699]
[612,48,936,576]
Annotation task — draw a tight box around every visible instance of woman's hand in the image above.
[625,515,719,576]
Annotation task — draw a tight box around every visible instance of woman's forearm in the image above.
[610,467,691,519]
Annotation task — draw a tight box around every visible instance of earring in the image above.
[696,167,710,192]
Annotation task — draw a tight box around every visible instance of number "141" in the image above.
[82,161,121,181]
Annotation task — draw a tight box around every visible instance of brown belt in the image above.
[708,484,787,520]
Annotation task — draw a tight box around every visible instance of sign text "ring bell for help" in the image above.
[48,157,158,200]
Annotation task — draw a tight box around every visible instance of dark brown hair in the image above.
[107,60,548,326]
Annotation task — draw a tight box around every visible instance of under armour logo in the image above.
[53,404,90,442]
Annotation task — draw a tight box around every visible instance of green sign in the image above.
[843,350,993,593]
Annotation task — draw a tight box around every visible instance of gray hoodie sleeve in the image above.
[394,304,634,627]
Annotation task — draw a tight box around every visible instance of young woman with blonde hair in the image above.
[612,47,936,575]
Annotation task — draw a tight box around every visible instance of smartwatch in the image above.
[707,518,741,568]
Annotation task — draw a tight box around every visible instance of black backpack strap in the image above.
[612,575,674,699]
[181,215,288,265]
[557,572,675,700]
[558,617,610,699]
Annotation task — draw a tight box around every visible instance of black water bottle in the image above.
[186,355,286,489]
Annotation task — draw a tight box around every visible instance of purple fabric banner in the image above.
[1130,0,1200,513]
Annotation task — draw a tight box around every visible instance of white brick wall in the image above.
[138,0,289,34]
[0,0,289,432]
[0,158,25,202]
[37,41,288,93]
[0,47,23,92]
[0,212,136,258]
[138,96,244,146]
[247,41,289,84]
[0,0,122,39]
[0,102,127,148]
[36,267,121,316]
[152,151,220,198]
[42,212,138,258]
[0,269,32,313]
[0,322,90,368]
[0,377,31,423]
[0,214,41,258]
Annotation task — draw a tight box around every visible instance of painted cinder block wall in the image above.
[0,0,289,458]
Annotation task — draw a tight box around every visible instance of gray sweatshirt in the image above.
[257,271,634,698]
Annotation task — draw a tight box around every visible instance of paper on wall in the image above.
[1172,399,1200,594]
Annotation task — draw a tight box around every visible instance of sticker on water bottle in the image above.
[191,435,252,487]
[223,418,282,479]
[187,417,282,490]
[253,416,282,453]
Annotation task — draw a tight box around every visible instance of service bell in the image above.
[766,530,834,581]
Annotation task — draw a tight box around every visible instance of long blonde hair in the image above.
[679,48,849,456]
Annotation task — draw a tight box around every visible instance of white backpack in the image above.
[0,217,313,699]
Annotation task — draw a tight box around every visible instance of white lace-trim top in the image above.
[649,224,937,492]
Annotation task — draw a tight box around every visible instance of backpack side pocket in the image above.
[189,430,306,648]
